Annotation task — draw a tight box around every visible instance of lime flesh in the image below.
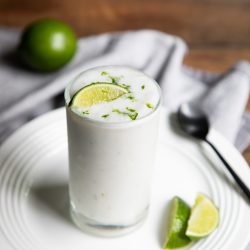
[186,193,219,240]
[70,82,128,108]
[164,197,191,249]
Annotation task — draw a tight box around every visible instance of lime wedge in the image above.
[186,193,219,239]
[164,197,191,249]
[70,82,128,108]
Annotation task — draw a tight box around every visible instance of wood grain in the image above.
[184,49,250,73]
[0,0,250,47]
[0,0,249,163]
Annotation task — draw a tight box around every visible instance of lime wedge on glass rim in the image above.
[164,197,191,249]
[185,193,219,240]
[69,82,128,108]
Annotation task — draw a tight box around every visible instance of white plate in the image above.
[0,108,250,250]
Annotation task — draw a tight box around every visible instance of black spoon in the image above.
[177,102,250,201]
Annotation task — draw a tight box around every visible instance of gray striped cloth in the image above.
[0,28,250,152]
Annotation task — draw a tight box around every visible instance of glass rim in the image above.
[64,65,162,126]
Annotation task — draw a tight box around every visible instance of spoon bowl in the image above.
[177,103,209,140]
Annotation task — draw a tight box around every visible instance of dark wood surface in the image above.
[0,0,250,162]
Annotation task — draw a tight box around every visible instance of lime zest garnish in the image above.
[82,110,89,115]
[102,114,109,118]
[112,109,122,114]
[128,112,138,120]
[126,107,136,113]
[146,103,154,109]
[141,85,145,90]
[110,76,121,84]
[120,83,131,92]
[112,108,138,121]
[126,95,137,102]
[100,71,122,84]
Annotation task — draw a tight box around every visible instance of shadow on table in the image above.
[32,182,74,227]
[1,49,29,71]
[157,199,171,247]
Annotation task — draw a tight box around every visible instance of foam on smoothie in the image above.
[69,66,161,122]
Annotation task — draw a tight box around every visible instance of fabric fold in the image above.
[0,28,249,152]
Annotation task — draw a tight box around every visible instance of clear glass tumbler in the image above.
[65,66,162,237]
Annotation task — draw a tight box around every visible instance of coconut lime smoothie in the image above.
[65,66,161,236]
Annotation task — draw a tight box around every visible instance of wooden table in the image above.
[0,0,249,162]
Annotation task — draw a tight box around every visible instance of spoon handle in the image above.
[205,139,250,201]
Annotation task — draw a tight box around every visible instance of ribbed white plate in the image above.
[0,108,250,250]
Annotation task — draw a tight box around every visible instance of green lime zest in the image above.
[126,107,136,113]
[128,112,138,120]
[112,108,138,121]
[100,71,122,84]
[110,76,121,84]
[112,109,122,114]
[127,95,137,102]
[146,103,154,109]
[141,85,145,90]
[101,114,109,118]
[120,83,131,92]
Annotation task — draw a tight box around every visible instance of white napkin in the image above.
[0,28,250,152]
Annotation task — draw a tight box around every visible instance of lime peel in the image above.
[164,197,191,249]
[18,19,77,71]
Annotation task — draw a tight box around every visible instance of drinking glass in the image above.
[64,66,162,236]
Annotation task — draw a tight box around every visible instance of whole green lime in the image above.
[18,19,77,71]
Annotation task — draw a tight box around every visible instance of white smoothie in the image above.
[65,66,161,236]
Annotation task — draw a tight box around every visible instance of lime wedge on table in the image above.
[164,197,191,249]
[70,82,128,108]
[186,193,219,240]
